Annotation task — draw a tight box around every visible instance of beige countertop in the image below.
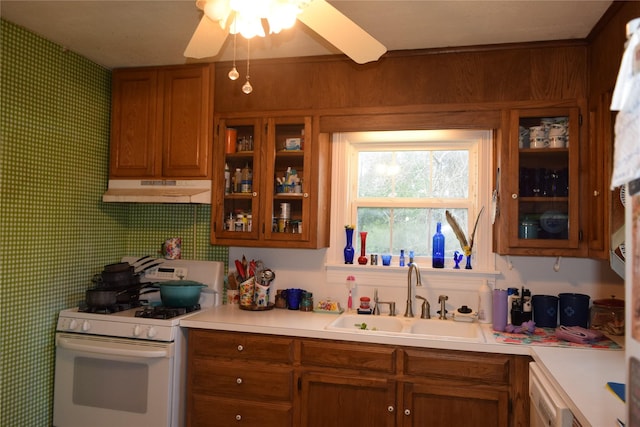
[181,305,626,426]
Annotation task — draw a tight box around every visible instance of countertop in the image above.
[181,305,626,426]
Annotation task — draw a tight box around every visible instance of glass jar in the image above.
[300,292,313,312]
[590,297,624,335]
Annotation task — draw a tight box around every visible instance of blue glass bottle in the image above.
[399,249,405,267]
[432,222,445,268]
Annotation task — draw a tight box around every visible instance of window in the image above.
[330,130,494,272]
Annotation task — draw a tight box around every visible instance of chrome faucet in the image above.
[415,295,430,319]
[404,263,422,317]
[438,295,449,320]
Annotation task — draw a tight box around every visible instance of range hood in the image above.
[102,179,211,204]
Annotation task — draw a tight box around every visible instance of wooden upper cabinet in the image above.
[494,104,588,257]
[109,64,214,179]
[110,68,159,177]
[211,115,330,248]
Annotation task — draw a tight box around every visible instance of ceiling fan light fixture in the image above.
[203,0,231,25]
[267,1,301,34]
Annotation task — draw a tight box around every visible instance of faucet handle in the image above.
[415,295,430,319]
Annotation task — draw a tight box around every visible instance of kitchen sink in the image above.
[325,314,485,342]
[408,318,482,341]
[326,314,408,333]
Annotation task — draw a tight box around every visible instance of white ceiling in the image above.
[1,0,613,69]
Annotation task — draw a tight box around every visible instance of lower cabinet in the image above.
[186,330,530,427]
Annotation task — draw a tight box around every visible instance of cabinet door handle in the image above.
[404,409,411,416]
[511,193,518,199]
[236,377,243,384]
[387,406,394,413]
[235,414,242,421]
[252,192,257,197]
[593,190,600,197]
[303,192,309,198]
[237,344,244,352]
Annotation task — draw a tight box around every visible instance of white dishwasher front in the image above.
[529,362,576,427]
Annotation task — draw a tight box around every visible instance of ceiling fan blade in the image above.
[184,15,229,59]
[297,0,386,64]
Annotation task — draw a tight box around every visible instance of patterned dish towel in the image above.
[493,327,622,350]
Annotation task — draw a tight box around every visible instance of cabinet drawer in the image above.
[190,329,294,363]
[190,395,292,427]
[300,339,396,374]
[403,348,510,384]
[190,359,293,401]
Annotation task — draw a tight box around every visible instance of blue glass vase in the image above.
[465,254,473,270]
[344,228,355,264]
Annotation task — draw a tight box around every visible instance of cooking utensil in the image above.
[103,262,134,273]
[235,260,246,281]
[248,260,257,278]
[155,280,206,307]
[260,269,275,286]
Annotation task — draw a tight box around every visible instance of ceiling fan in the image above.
[184,0,387,64]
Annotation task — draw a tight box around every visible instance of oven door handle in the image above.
[57,336,170,359]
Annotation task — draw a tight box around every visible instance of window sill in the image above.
[325,263,501,290]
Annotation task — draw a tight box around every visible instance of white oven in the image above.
[53,257,223,427]
[529,362,575,427]
[54,332,181,427]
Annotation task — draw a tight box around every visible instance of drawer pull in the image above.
[237,344,244,352]
[404,409,411,416]
[235,414,242,421]
[387,405,394,413]
[236,377,243,384]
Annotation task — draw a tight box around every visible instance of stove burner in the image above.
[79,302,139,314]
[135,305,201,319]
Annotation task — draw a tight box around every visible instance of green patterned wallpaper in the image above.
[0,19,226,426]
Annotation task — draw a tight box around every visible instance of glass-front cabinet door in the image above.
[211,116,320,248]
[212,118,262,242]
[262,117,312,243]
[505,107,581,253]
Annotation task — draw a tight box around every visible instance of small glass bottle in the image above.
[224,163,231,195]
[432,222,445,268]
[399,249,405,267]
[241,164,252,193]
[234,168,242,193]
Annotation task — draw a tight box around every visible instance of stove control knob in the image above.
[81,320,91,332]
[147,327,157,338]
[133,325,142,337]
[68,319,78,330]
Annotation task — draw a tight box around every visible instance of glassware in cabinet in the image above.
[506,107,581,252]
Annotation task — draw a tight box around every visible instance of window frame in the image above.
[328,129,495,273]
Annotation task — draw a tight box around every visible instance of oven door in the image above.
[53,333,175,427]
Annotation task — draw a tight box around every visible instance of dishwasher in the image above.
[529,362,576,427]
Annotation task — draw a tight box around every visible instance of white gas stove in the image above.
[54,257,224,427]
[56,257,224,341]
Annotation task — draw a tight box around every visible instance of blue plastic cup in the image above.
[284,288,303,310]
[532,295,558,328]
[381,254,392,266]
[559,293,590,328]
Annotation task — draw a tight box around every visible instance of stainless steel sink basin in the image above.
[325,314,485,342]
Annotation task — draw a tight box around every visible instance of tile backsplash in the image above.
[0,19,226,426]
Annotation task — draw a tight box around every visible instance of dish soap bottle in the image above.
[432,222,445,268]
[477,280,492,324]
